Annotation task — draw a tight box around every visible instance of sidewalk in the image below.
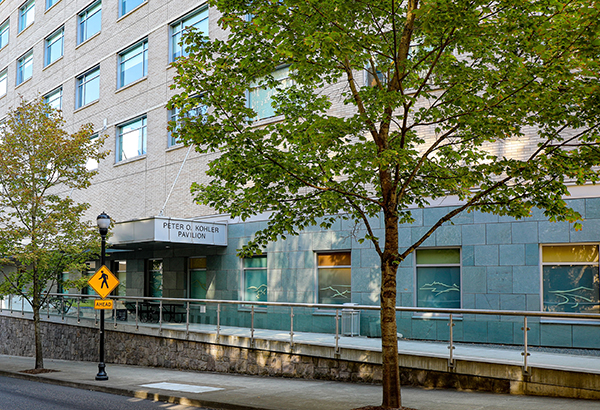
[1,354,599,410]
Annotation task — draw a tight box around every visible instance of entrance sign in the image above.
[111,217,227,247]
[88,265,119,299]
[94,299,114,310]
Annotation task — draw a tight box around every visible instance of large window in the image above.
[45,27,64,66]
[242,256,267,303]
[78,1,101,44]
[112,260,127,296]
[120,0,145,17]
[170,7,208,62]
[542,245,600,314]
[189,257,207,299]
[318,252,351,305]
[117,116,146,161]
[19,0,35,33]
[44,87,62,110]
[16,50,33,85]
[147,259,162,298]
[76,66,99,108]
[415,248,461,308]
[118,39,147,88]
[248,66,292,121]
[168,103,206,147]
[0,19,8,49]
[0,69,7,97]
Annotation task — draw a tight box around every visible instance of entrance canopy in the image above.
[111,216,227,247]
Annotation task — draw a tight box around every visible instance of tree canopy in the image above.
[170,1,600,407]
[0,98,107,369]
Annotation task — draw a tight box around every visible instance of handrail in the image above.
[5,292,600,375]
[41,293,600,320]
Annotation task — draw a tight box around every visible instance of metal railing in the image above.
[2,293,599,375]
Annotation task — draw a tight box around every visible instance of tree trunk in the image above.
[380,212,401,408]
[32,273,44,370]
[33,305,43,369]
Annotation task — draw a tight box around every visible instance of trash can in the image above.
[341,303,360,336]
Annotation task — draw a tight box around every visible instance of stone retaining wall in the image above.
[0,316,382,383]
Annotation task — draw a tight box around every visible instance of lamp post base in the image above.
[95,363,108,381]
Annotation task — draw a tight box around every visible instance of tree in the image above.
[0,99,107,369]
[170,1,600,408]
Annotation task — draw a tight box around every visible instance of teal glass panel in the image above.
[318,267,351,304]
[417,266,460,308]
[243,256,267,268]
[244,269,267,302]
[149,260,163,298]
[543,265,599,313]
[190,269,207,299]
[416,248,460,265]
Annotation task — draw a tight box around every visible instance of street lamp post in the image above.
[95,212,110,381]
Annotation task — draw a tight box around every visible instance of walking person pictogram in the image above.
[100,272,109,289]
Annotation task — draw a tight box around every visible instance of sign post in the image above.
[90,212,114,381]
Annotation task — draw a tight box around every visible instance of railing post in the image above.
[290,307,294,350]
[21,296,24,316]
[186,301,190,337]
[251,305,255,348]
[135,300,139,330]
[113,303,117,328]
[522,316,530,375]
[159,299,163,334]
[448,314,455,369]
[60,295,64,321]
[95,308,98,326]
[77,297,81,324]
[46,296,50,318]
[216,303,221,340]
[9,295,12,314]
[335,309,340,355]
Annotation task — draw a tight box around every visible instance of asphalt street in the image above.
[0,375,203,410]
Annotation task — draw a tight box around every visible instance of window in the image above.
[148,259,162,297]
[248,66,292,121]
[168,103,206,147]
[19,0,35,33]
[0,69,7,97]
[76,66,99,108]
[118,39,148,88]
[82,261,97,295]
[117,116,146,161]
[85,134,99,170]
[542,245,599,314]
[112,260,126,296]
[16,50,33,85]
[45,27,63,66]
[120,0,145,17]
[415,249,461,308]
[189,257,207,299]
[44,87,62,110]
[46,0,58,9]
[170,7,208,62]
[78,1,101,44]
[242,256,267,302]
[318,252,351,305]
[0,19,8,49]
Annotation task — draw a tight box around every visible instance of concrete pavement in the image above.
[0,354,599,410]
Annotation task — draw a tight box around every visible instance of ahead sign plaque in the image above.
[88,265,119,299]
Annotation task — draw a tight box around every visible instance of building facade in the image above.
[1,0,599,348]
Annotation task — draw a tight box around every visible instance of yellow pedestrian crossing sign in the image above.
[88,265,119,299]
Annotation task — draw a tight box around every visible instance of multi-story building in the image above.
[1,0,598,348]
